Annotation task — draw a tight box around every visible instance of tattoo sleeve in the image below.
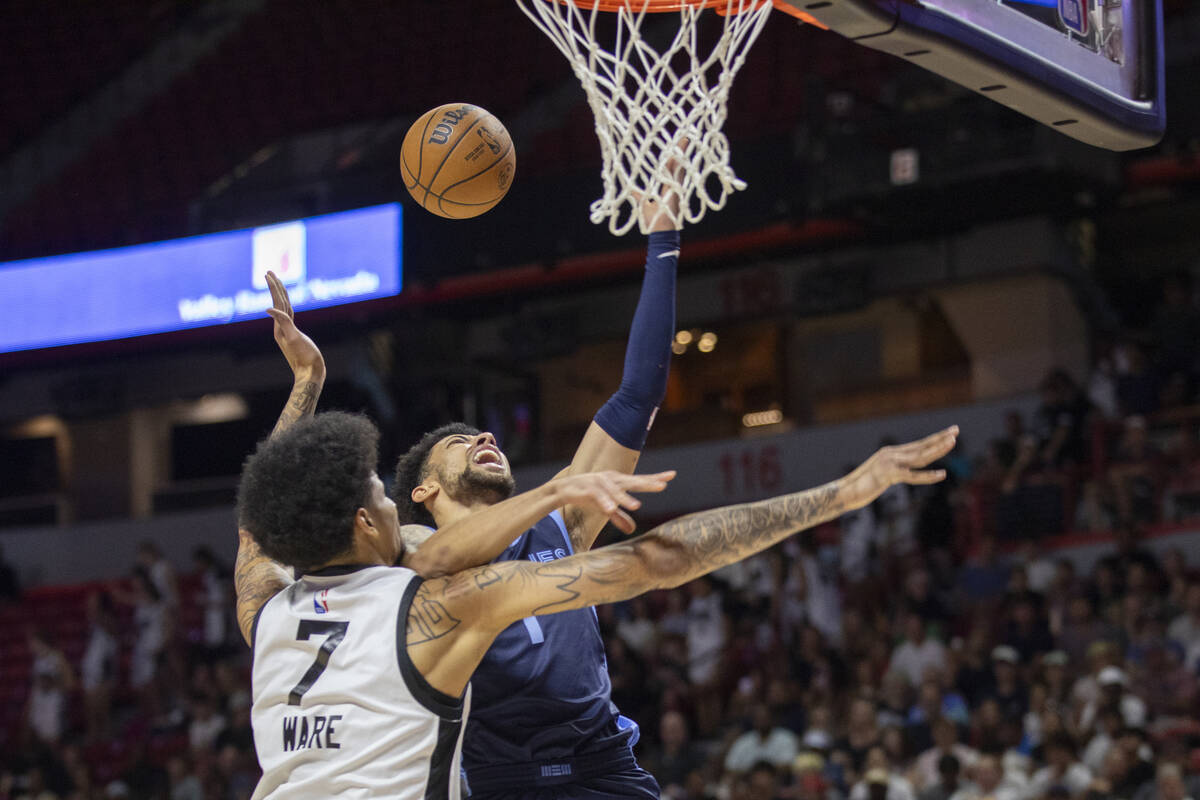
[415,479,847,648]
[404,480,848,696]
[234,530,293,645]
[234,376,325,645]
[270,379,322,436]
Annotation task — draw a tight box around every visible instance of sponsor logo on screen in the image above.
[252,220,307,289]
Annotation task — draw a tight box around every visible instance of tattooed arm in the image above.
[406,426,958,696]
[234,530,294,645]
[234,270,325,645]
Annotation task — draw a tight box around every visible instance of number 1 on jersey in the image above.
[288,620,349,706]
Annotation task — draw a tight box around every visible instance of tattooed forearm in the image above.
[449,480,849,629]
[639,481,842,584]
[234,531,292,645]
[271,379,322,436]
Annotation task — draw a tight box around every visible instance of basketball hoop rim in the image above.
[551,0,823,25]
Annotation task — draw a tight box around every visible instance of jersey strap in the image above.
[394,577,465,719]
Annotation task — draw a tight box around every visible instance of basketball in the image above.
[400,102,516,220]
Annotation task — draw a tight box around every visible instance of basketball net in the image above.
[515,0,776,235]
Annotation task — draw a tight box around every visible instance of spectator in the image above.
[1060,598,1118,667]
[1082,709,1124,774]
[919,754,973,800]
[1078,667,1147,736]
[1002,596,1055,664]
[840,500,878,590]
[187,693,227,754]
[24,630,74,748]
[985,646,1028,722]
[1041,650,1073,713]
[1027,734,1093,799]
[126,567,169,715]
[643,710,705,796]
[802,704,836,752]
[793,752,840,800]
[961,755,1023,800]
[1166,580,1200,654]
[192,546,229,654]
[687,576,728,736]
[1108,417,1164,525]
[1033,369,1091,468]
[890,613,948,688]
[725,705,800,774]
[835,698,882,774]
[80,591,118,742]
[1114,728,1156,794]
[1149,764,1192,800]
[913,718,980,792]
[1075,481,1116,533]
[849,747,915,800]
[616,596,658,659]
[903,568,952,628]
[747,761,785,800]
[165,755,203,800]
[137,540,178,611]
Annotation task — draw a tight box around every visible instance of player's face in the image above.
[430,431,515,504]
[364,472,403,565]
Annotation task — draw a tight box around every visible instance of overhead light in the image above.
[671,341,688,355]
[178,393,250,424]
[742,409,783,427]
[697,331,717,353]
[675,330,693,345]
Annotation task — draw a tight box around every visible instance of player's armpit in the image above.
[234,529,293,646]
[560,421,641,551]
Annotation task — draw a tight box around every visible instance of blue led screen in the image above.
[0,203,402,353]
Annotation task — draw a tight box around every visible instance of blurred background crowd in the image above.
[1,1,1200,799]
[1,311,1199,799]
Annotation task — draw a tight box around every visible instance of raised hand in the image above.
[843,426,958,509]
[637,143,687,233]
[264,270,324,383]
[553,470,676,534]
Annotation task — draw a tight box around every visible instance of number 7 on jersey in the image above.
[288,620,349,706]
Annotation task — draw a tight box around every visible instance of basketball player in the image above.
[243,184,692,794]
[239,409,957,799]
[391,187,688,799]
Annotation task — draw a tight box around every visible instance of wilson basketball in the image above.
[400,103,516,219]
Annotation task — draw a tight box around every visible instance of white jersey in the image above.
[251,565,469,800]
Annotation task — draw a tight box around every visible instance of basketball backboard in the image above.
[780,0,1165,151]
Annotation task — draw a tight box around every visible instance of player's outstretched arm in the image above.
[233,271,325,644]
[401,470,676,577]
[560,181,683,552]
[407,427,957,697]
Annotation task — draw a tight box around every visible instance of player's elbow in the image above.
[402,546,452,579]
[637,537,693,590]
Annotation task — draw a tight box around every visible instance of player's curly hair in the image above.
[237,412,379,573]
[392,422,480,527]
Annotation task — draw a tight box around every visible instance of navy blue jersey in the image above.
[461,511,642,786]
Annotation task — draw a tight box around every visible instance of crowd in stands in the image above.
[1,274,1198,799]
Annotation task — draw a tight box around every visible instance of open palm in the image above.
[264,270,324,380]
